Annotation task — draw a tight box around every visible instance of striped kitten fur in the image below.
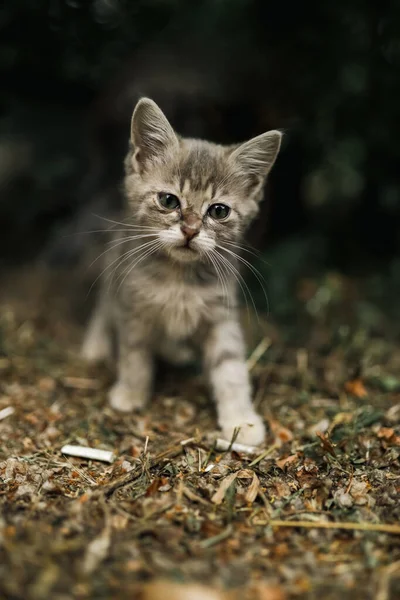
[82,98,281,446]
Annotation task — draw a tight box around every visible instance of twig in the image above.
[62,376,101,390]
[199,525,233,548]
[376,560,400,600]
[248,443,279,467]
[227,427,240,452]
[264,519,400,535]
[246,337,271,372]
[97,442,184,497]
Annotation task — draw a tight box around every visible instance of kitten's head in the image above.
[124,98,281,264]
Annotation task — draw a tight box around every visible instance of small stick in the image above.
[376,560,400,600]
[62,377,101,390]
[246,337,271,372]
[265,519,400,536]
[199,525,233,548]
[248,443,279,467]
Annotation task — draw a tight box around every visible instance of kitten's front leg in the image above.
[81,297,112,363]
[109,318,153,413]
[203,320,265,446]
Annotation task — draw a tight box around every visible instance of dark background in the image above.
[1,0,400,323]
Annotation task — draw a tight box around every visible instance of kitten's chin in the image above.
[165,244,203,264]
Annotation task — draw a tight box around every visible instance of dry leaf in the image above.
[245,472,260,504]
[276,454,299,470]
[268,419,293,445]
[316,431,337,457]
[211,472,239,505]
[237,469,254,479]
[376,427,400,447]
[345,378,367,398]
[349,480,371,506]
[146,478,162,497]
[378,427,395,439]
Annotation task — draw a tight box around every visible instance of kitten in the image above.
[82,98,281,446]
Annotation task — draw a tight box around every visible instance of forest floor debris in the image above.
[0,268,399,599]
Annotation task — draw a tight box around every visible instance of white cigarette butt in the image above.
[0,406,15,421]
[61,444,115,463]
[215,438,258,454]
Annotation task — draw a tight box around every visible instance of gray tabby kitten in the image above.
[82,98,281,446]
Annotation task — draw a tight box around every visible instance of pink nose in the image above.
[181,224,199,241]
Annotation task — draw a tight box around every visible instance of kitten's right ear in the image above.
[130,98,179,168]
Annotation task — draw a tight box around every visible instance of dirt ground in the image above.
[0,266,399,600]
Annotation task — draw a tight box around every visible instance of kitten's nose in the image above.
[181,214,201,242]
[181,224,199,241]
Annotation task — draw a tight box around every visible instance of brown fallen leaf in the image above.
[378,427,396,440]
[377,427,400,447]
[245,472,260,504]
[211,472,239,505]
[345,378,367,398]
[145,477,166,497]
[276,454,299,470]
[268,419,293,445]
[237,469,254,479]
[316,431,337,457]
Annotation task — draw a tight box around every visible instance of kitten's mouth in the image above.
[177,237,197,251]
[167,240,200,262]
[182,241,195,250]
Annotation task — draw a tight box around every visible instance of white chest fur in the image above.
[154,280,208,339]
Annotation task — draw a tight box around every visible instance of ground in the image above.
[0,266,399,600]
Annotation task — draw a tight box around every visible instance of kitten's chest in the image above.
[144,279,211,339]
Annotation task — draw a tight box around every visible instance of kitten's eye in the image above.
[208,204,230,221]
[158,192,180,210]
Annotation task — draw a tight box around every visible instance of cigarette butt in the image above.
[215,438,258,454]
[61,444,115,463]
[0,406,15,421]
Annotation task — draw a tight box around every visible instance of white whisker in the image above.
[205,251,230,317]
[86,238,161,298]
[92,214,160,231]
[88,234,158,269]
[115,240,165,295]
[213,249,260,322]
[216,244,269,317]
[223,240,267,263]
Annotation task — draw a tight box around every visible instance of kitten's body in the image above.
[82,99,281,446]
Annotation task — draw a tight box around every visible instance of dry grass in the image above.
[0,267,399,600]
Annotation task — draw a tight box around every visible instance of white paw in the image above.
[81,333,112,363]
[221,412,266,447]
[108,382,147,413]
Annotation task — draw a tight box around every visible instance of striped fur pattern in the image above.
[82,98,281,445]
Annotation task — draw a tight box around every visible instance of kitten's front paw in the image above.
[108,382,147,413]
[221,412,266,447]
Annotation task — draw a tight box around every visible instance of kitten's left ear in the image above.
[230,130,282,179]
